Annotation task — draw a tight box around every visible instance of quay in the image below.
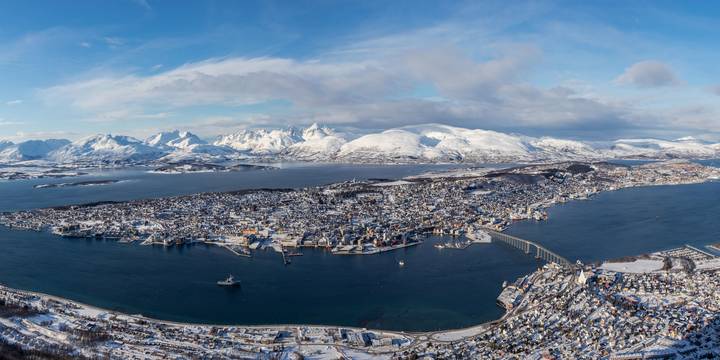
[215,243,252,258]
[685,244,716,258]
[331,241,422,255]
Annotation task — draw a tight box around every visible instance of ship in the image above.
[398,260,405,267]
[217,275,241,287]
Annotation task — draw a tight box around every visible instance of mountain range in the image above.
[1,123,719,165]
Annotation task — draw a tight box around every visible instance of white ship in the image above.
[217,275,241,287]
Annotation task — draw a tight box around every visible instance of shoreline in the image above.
[0,177,713,335]
[3,172,720,357]
[0,279,499,347]
[0,179,720,336]
[0,162,718,334]
[0,283,411,336]
[5,240,719,357]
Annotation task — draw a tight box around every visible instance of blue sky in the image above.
[1,0,719,141]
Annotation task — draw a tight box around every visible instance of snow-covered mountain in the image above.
[0,140,12,152]
[213,124,349,160]
[0,139,70,162]
[282,123,347,160]
[2,124,718,165]
[608,137,717,159]
[49,134,162,163]
[146,130,234,161]
[530,137,601,160]
[146,130,205,149]
[338,125,719,162]
[337,124,535,162]
[214,128,302,155]
[337,129,438,161]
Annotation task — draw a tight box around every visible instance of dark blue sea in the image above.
[0,162,718,331]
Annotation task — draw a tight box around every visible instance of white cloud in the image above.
[83,109,172,123]
[401,44,542,102]
[79,41,92,48]
[615,60,681,88]
[41,56,408,109]
[38,45,647,136]
[5,99,22,105]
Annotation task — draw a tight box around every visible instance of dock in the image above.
[332,241,422,255]
[218,244,252,258]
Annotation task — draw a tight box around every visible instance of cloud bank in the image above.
[41,44,644,138]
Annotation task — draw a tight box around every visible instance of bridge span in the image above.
[483,228,571,266]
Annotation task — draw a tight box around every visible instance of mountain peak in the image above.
[0,139,70,162]
[214,127,302,154]
[302,123,333,141]
[146,130,205,149]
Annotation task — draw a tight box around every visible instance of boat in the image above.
[434,244,445,249]
[398,260,405,267]
[217,275,241,287]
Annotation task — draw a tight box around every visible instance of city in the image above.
[1,160,719,357]
[3,1,720,359]
[1,161,717,263]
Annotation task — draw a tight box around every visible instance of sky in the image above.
[0,0,719,142]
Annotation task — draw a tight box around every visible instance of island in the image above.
[0,165,87,181]
[1,161,718,262]
[33,179,120,189]
[148,162,273,174]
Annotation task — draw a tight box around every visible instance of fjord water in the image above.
[0,229,536,331]
[0,162,719,331]
[0,163,466,211]
[506,180,720,263]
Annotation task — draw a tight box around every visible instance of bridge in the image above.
[483,228,571,266]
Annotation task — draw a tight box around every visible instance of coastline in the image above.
[2,178,720,357]
[1,161,720,358]
[1,176,717,332]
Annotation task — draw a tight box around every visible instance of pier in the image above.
[483,229,571,266]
